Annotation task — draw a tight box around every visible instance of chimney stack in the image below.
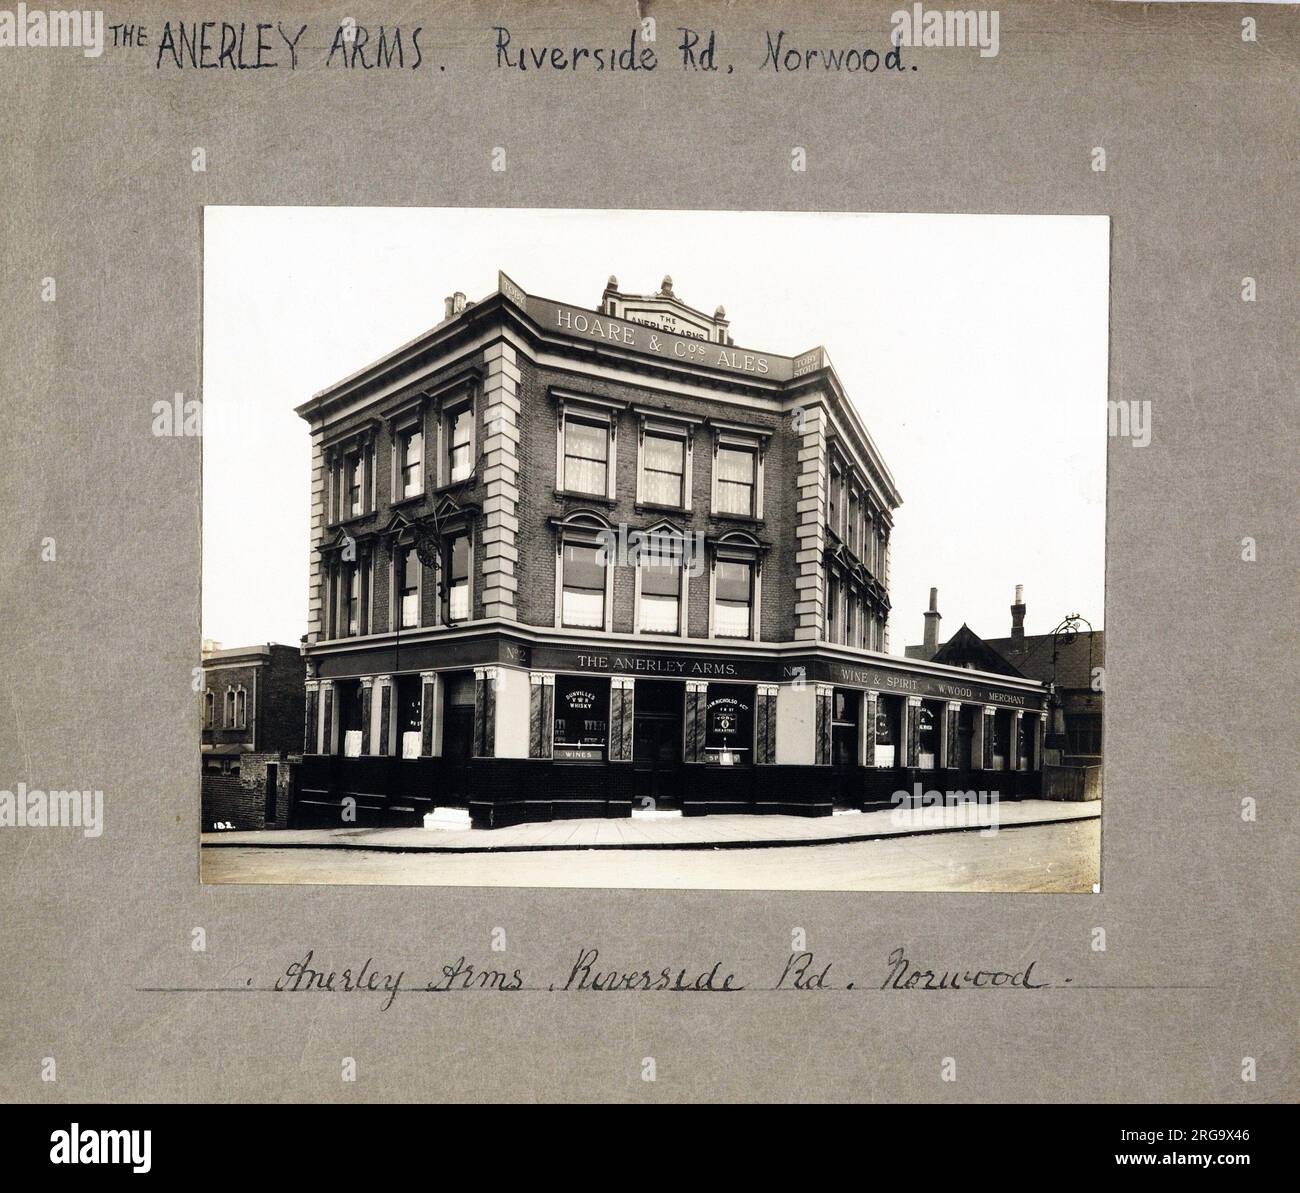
[923,586,941,656]
[444,291,467,321]
[1011,584,1026,640]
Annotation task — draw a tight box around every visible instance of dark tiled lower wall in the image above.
[291,755,1041,829]
[470,760,636,829]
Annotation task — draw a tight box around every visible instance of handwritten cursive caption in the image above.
[270,946,1058,1011]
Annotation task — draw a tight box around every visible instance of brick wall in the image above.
[515,359,800,641]
[302,325,887,651]
[260,648,305,755]
[200,663,258,749]
[309,353,491,639]
[201,752,298,831]
[201,650,303,756]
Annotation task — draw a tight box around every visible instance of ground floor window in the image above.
[337,679,364,757]
[991,709,1010,770]
[1018,712,1041,770]
[958,704,976,769]
[875,695,901,767]
[831,688,860,768]
[397,675,422,758]
[553,675,609,761]
[704,684,754,765]
[918,700,942,769]
[1066,714,1102,757]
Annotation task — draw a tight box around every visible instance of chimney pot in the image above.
[1011,584,1026,640]
[443,295,455,320]
[922,587,942,656]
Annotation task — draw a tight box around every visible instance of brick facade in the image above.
[291,273,1047,828]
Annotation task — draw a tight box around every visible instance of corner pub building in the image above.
[294,272,1047,828]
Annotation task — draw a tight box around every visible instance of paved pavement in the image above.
[202,798,1099,854]
[201,818,1101,892]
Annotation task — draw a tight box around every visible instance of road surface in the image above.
[201,818,1099,892]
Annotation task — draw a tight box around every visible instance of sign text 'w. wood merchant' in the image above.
[515,289,821,382]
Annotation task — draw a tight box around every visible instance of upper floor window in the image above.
[398,427,423,499]
[828,467,840,533]
[826,571,839,642]
[563,417,610,496]
[714,559,754,639]
[222,686,247,729]
[638,550,682,634]
[343,561,362,636]
[398,546,420,629]
[203,689,214,728]
[641,432,685,507]
[443,533,470,622]
[346,450,365,518]
[561,541,607,629]
[715,445,757,517]
[847,490,859,555]
[445,403,474,485]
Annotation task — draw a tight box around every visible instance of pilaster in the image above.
[792,404,828,641]
[480,342,521,620]
[528,672,555,759]
[609,677,635,762]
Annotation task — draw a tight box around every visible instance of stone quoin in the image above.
[292,272,1047,828]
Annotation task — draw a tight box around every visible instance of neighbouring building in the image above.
[906,585,1104,767]
[294,272,1048,828]
[200,643,305,830]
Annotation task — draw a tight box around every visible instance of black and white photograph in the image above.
[3,0,1294,1128]
[199,206,1107,891]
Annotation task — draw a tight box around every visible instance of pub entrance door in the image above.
[441,672,475,807]
[831,688,862,808]
[958,705,976,771]
[632,681,683,811]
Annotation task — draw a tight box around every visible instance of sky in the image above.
[202,207,1108,652]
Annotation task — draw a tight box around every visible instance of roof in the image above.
[982,631,1104,691]
[908,627,1104,691]
[201,643,300,664]
[927,624,1024,677]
